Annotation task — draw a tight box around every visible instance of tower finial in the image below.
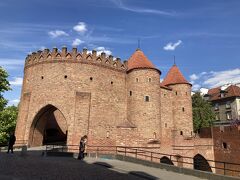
[137,38,141,50]
[173,55,176,65]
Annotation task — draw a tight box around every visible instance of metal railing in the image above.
[114,146,240,176]
[44,144,240,177]
[2,140,239,177]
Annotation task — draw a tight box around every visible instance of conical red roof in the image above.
[161,64,191,86]
[127,49,159,73]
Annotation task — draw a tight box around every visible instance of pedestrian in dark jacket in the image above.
[7,132,16,153]
[78,135,87,160]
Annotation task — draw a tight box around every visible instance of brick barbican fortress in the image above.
[15,47,239,174]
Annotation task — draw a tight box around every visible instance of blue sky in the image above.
[0,0,240,105]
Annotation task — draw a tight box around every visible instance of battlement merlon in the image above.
[24,47,128,72]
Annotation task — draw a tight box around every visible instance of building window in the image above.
[176,91,178,95]
[90,77,93,81]
[64,75,67,79]
[106,131,110,138]
[129,91,132,96]
[153,132,156,139]
[220,126,224,132]
[164,94,166,97]
[182,107,185,112]
[148,78,152,82]
[214,103,219,110]
[136,78,139,82]
[145,96,150,102]
[111,81,113,84]
[226,101,231,109]
[226,111,232,120]
[222,142,227,149]
[41,76,44,79]
[165,123,167,128]
[180,131,183,135]
[186,92,188,95]
[215,113,220,121]
[220,92,225,98]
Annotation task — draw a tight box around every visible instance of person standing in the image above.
[78,135,87,160]
[7,132,16,153]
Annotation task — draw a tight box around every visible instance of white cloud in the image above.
[163,40,182,51]
[111,0,176,16]
[190,68,240,91]
[72,38,85,46]
[190,74,199,81]
[9,77,23,86]
[8,99,20,106]
[95,47,112,56]
[48,30,69,38]
[86,47,112,56]
[73,22,87,33]
[40,46,46,51]
[199,88,209,95]
[192,84,201,91]
[203,68,240,88]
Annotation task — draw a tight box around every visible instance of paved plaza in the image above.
[0,151,206,180]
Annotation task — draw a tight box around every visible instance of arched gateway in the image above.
[193,154,212,172]
[29,105,68,147]
[160,156,174,165]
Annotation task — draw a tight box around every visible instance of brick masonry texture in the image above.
[15,47,224,172]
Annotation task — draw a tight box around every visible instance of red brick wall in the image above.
[212,126,240,176]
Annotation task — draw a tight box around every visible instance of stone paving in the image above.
[0,151,206,180]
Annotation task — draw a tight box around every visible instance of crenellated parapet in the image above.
[25,47,128,72]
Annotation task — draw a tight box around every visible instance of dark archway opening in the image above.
[160,156,174,165]
[29,105,68,147]
[193,154,212,172]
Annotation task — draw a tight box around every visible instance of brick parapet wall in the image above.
[24,47,127,73]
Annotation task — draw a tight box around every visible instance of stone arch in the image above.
[105,60,110,64]
[160,156,174,165]
[66,53,72,59]
[47,54,52,59]
[39,55,44,60]
[76,53,82,60]
[28,104,68,147]
[193,154,212,172]
[96,57,102,62]
[56,53,61,58]
[86,54,92,60]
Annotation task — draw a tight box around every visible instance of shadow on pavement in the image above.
[0,150,158,180]
[93,162,113,168]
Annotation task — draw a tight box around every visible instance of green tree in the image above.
[0,66,11,111]
[192,92,215,132]
[0,106,18,144]
[0,66,18,145]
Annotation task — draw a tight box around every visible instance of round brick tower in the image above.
[126,49,161,141]
[161,64,193,137]
[15,47,128,147]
